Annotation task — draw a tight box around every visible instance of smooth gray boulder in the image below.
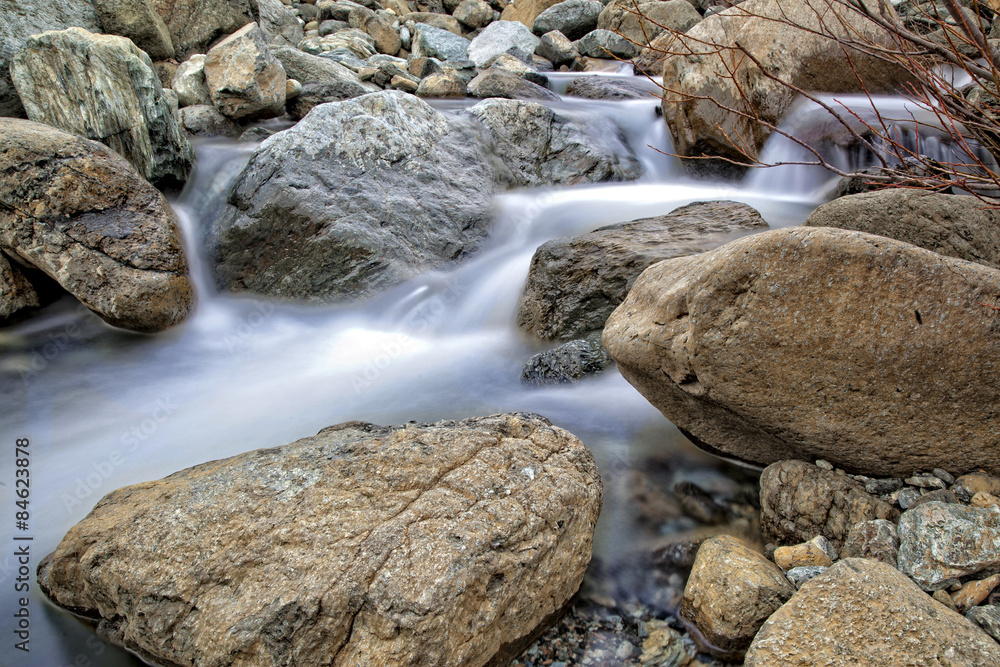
[178,105,242,137]
[468,20,541,67]
[532,0,603,40]
[575,28,636,58]
[11,27,193,187]
[468,69,561,101]
[517,201,765,341]
[0,0,104,117]
[412,24,471,61]
[535,30,579,67]
[0,119,193,332]
[469,98,642,188]
[214,91,499,302]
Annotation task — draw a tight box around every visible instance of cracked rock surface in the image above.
[38,413,603,667]
[603,226,1000,477]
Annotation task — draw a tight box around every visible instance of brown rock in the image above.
[745,559,1000,666]
[603,226,1000,477]
[0,119,193,333]
[0,252,45,322]
[151,0,257,59]
[416,71,469,98]
[500,0,562,29]
[204,22,287,120]
[841,519,899,565]
[679,535,794,660]
[597,0,700,47]
[661,0,912,162]
[94,0,175,59]
[518,200,767,341]
[805,190,1000,270]
[972,492,1000,509]
[953,573,1000,613]
[773,536,834,571]
[38,414,602,667]
[957,472,1000,497]
[760,461,898,552]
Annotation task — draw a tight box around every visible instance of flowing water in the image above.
[0,81,941,666]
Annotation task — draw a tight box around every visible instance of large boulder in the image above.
[805,189,1000,270]
[0,0,104,118]
[603,226,1000,477]
[468,20,542,67]
[269,44,372,91]
[203,22,287,120]
[38,414,602,667]
[661,0,912,162]
[256,0,303,47]
[411,24,471,61]
[94,0,175,59]
[0,119,193,332]
[468,69,561,101]
[11,28,194,188]
[531,0,604,41]
[745,559,1000,666]
[500,0,563,29]
[597,0,700,46]
[214,91,499,302]
[150,0,258,59]
[518,201,766,341]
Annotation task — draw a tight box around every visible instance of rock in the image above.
[953,573,1000,613]
[532,0,603,41]
[239,126,275,142]
[94,0,175,59]
[679,535,795,660]
[603,226,1000,476]
[865,477,904,496]
[745,558,1000,666]
[906,474,948,490]
[391,75,419,92]
[973,492,1000,509]
[178,105,243,137]
[0,253,46,322]
[957,472,1000,497]
[597,0,700,47]
[0,119,193,332]
[467,97,640,187]
[934,589,960,611]
[785,565,827,588]
[214,91,498,302]
[841,519,899,565]
[319,19,348,35]
[805,190,1000,270]
[911,488,959,509]
[204,22,287,120]
[415,71,469,97]
[934,468,956,485]
[468,68,561,101]
[151,0,257,59]
[412,24,471,61]
[405,12,465,35]
[898,487,922,509]
[773,536,835,571]
[565,76,649,100]
[500,0,562,30]
[38,413,601,667]
[484,53,549,87]
[11,28,193,188]
[575,29,636,59]
[358,12,401,55]
[301,29,378,59]
[270,44,371,90]
[0,0,104,118]
[898,501,1000,590]
[638,621,693,667]
[759,460,899,552]
[258,0,305,47]
[661,0,913,162]
[519,201,765,341]
[535,30,579,67]
[468,20,541,67]
[172,55,214,107]
[521,338,612,386]
[454,0,495,29]
[285,78,302,98]
[287,81,373,118]
[672,481,726,524]
[967,605,1000,643]
[632,29,674,77]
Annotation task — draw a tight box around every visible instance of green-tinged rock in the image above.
[898,501,1000,590]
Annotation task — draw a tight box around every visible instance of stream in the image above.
[0,77,957,666]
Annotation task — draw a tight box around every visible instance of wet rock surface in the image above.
[38,413,602,667]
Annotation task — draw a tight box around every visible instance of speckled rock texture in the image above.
[805,189,1000,270]
[841,519,899,565]
[603,227,1000,477]
[518,200,766,342]
[760,461,899,552]
[661,0,912,161]
[898,501,1000,591]
[0,251,44,322]
[94,0,175,60]
[150,0,258,59]
[744,558,1000,666]
[0,119,192,332]
[203,22,287,121]
[38,413,602,667]
[10,27,193,187]
[679,535,794,660]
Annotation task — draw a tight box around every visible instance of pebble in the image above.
[774,536,835,571]
[910,488,958,509]
[932,468,955,485]
[905,475,947,490]
[898,487,922,509]
[932,589,958,611]
[865,477,903,495]
[952,573,1000,613]
[841,519,898,565]
[785,565,828,588]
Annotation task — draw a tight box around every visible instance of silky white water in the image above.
[0,81,902,666]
